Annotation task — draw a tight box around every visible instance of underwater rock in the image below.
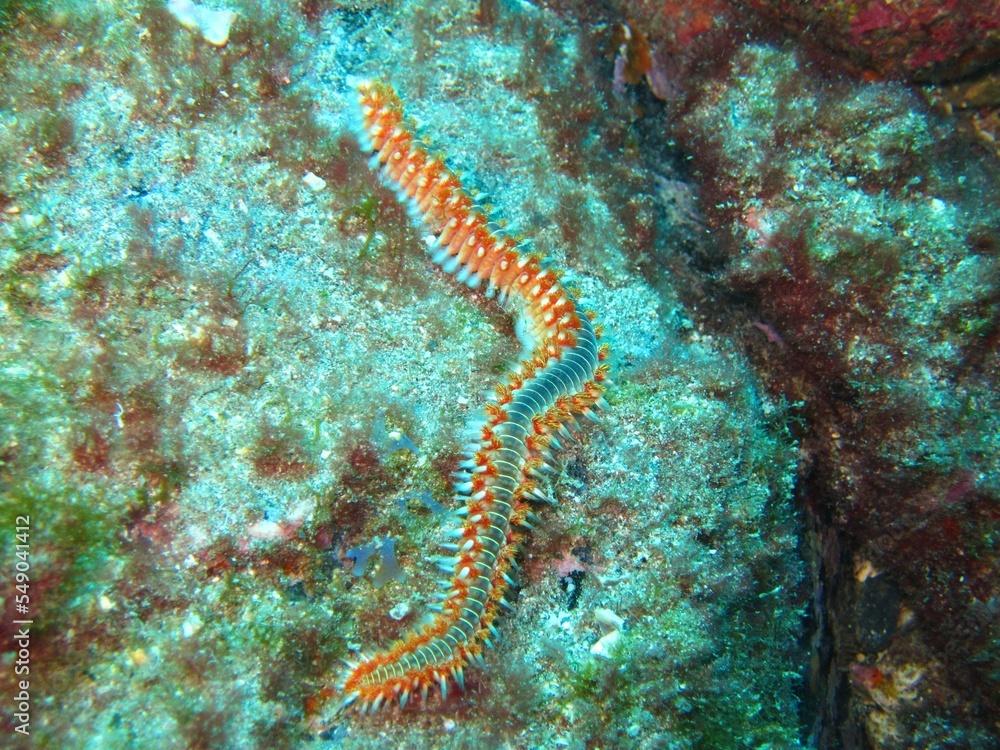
[674,40,999,749]
[17,0,996,747]
[615,0,999,87]
[855,573,901,654]
[603,0,743,104]
[733,0,1000,82]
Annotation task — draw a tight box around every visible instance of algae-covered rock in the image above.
[0,2,806,749]
[733,0,1000,83]
[674,41,999,749]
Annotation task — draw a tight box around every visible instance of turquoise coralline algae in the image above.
[2,1,993,748]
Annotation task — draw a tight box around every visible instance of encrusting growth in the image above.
[325,80,610,716]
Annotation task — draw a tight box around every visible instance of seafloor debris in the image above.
[166,0,236,46]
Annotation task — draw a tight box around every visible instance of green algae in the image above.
[340,192,381,260]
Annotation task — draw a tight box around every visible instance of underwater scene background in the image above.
[0,1,996,748]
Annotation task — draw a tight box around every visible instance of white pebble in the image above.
[166,0,236,46]
[303,171,327,192]
[388,601,411,621]
[247,519,282,540]
[593,606,625,631]
[590,628,622,660]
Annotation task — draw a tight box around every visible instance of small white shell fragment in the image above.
[247,519,282,540]
[388,601,411,621]
[166,0,236,46]
[590,628,622,660]
[181,612,203,638]
[303,171,327,192]
[594,606,625,631]
[204,227,223,247]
